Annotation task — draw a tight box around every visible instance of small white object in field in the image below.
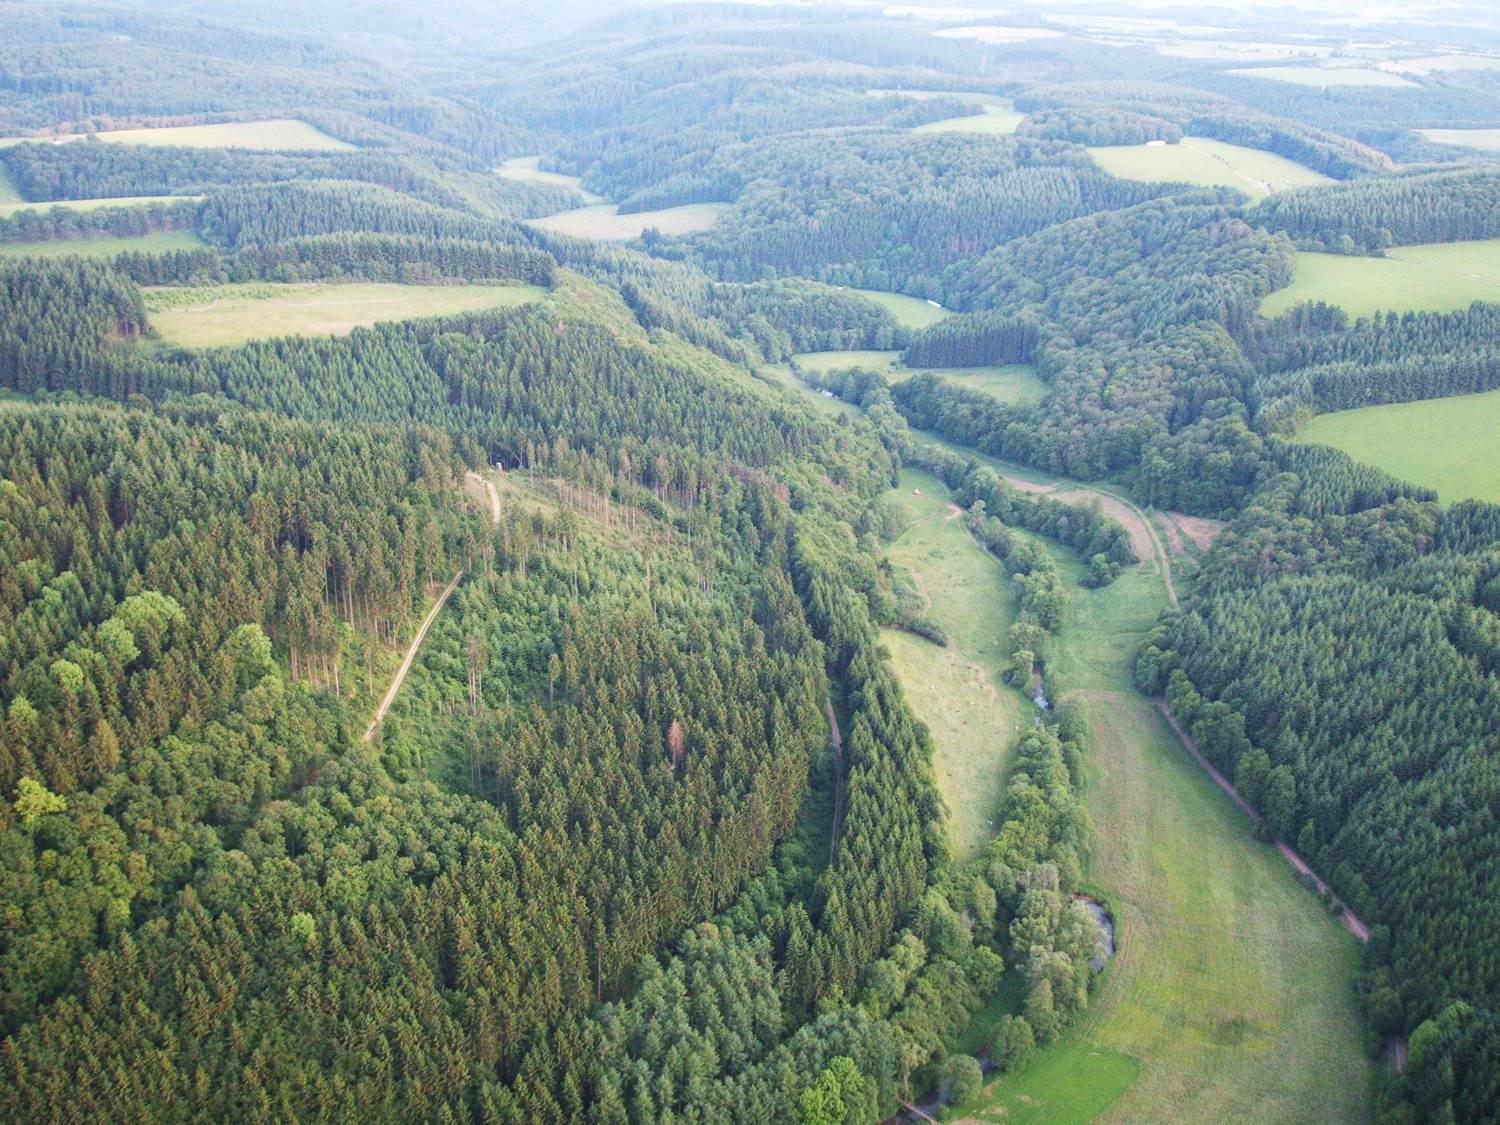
[913,488,922,495]
[1146,139,1167,147]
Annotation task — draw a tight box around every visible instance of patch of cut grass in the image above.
[527,202,727,241]
[913,102,1025,135]
[1087,136,1330,197]
[1418,128,1500,151]
[144,281,545,347]
[1,119,353,150]
[1298,388,1500,504]
[1227,65,1415,87]
[791,350,1048,405]
[0,230,207,259]
[1262,240,1500,318]
[967,1037,1141,1124]
[850,287,950,329]
[0,194,201,218]
[880,468,1025,864]
[495,156,603,203]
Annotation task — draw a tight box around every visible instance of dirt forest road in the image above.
[1156,697,1372,944]
[362,570,464,742]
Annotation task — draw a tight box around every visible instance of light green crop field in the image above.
[1,119,353,151]
[880,469,1025,864]
[850,287,950,328]
[1390,54,1500,74]
[144,282,545,347]
[494,156,604,203]
[1227,65,1415,87]
[913,102,1026,136]
[0,194,201,218]
[1087,136,1330,197]
[1262,240,1500,318]
[1155,40,1326,61]
[969,1038,1141,1124]
[792,349,902,374]
[527,202,727,240]
[0,230,207,259]
[1418,128,1500,151]
[1298,388,1500,504]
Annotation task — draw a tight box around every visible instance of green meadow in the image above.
[1299,388,1500,504]
[0,194,201,218]
[494,155,604,203]
[1227,65,1415,87]
[1262,240,1500,318]
[880,470,1025,863]
[1087,136,1330,197]
[850,287,949,329]
[913,102,1026,136]
[791,349,1048,405]
[144,281,545,347]
[526,202,727,240]
[1418,128,1500,151]
[1,118,352,150]
[0,230,207,258]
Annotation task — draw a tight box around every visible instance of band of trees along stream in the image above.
[4,2,1500,1122]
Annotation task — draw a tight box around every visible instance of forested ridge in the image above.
[3,0,1500,1120]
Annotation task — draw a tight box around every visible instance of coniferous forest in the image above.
[2,1,1500,1121]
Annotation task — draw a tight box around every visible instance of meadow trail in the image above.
[1155,696,1372,944]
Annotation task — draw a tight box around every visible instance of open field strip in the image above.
[1087,136,1330,196]
[1297,387,1500,504]
[0,194,201,217]
[527,201,727,240]
[495,155,604,203]
[880,469,1025,863]
[1262,239,1500,318]
[1226,65,1415,87]
[0,230,208,258]
[144,281,546,347]
[0,118,352,150]
[913,103,1026,135]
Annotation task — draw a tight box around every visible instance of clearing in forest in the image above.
[0,194,202,217]
[1087,136,1329,197]
[791,349,1049,406]
[964,557,1371,1121]
[527,202,727,241]
[880,469,1025,864]
[1418,127,1500,151]
[495,156,604,203]
[0,118,353,150]
[932,25,1065,45]
[913,102,1026,136]
[1226,65,1415,87]
[1298,387,1500,504]
[0,231,207,259]
[851,287,950,329]
[1262,239,1500,318]
[144,281,546,347]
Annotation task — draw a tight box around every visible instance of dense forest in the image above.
[3,0,1500,1120]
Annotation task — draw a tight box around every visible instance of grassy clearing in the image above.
[913,103,1026,136]
[968,549,1371,1121]
[527,202,727,241]
[1389,54,1500,74]
[1418,128,1500,151]
[1262,240,1500,318]
[1298,388,1500,503]
[1,119,353,150]
[932,25,1065,44]
[0,230,207,259]
[494,156,603,203]
[0,194,201,218]
[880,469,1025,864]
[144,281,545,347]
[1155,40,1327,61]
[1087,136,1330,197]
[850,287,949,329]
[790,349,1048,405]
[1226,65,1415,87]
